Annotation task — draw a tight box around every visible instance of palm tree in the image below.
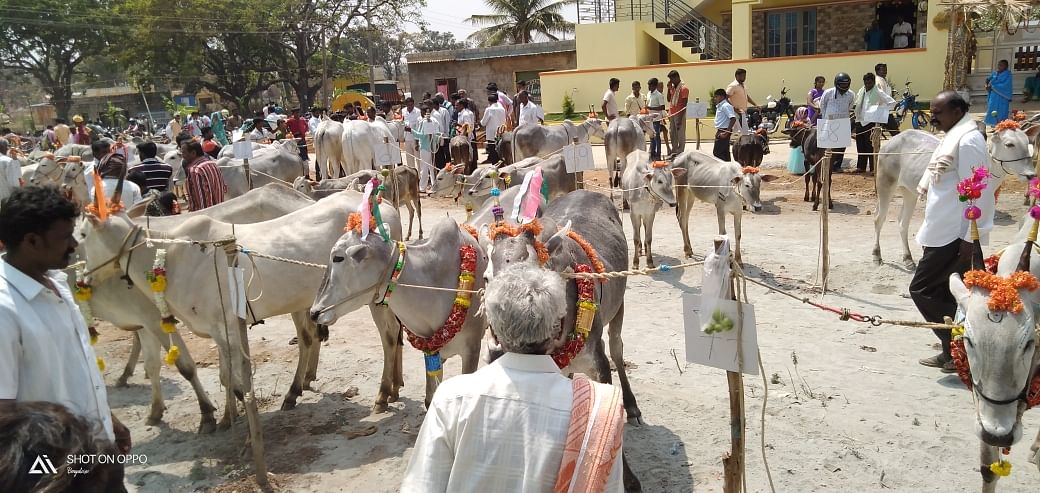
[466,0,577,47]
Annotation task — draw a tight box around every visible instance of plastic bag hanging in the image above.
[700,238,733,334]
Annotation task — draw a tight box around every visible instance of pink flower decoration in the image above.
[973,166,991,182]
[958,167,990,202]
[1031,205,1040,220]
[1029,177,1040,200]
[965,205,982,220]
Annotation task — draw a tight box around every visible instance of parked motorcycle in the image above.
[892,79,929,130]
[747,80,794,133]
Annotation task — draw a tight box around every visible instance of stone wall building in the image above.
[406,40,577,111]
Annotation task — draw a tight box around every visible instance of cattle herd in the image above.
[8,111,1040,491]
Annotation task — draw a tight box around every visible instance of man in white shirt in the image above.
[165,114,182,141]
[874,63,900,136]
[891,15,913,49]
[432,94,452,170]
[400,97,422,169]
[0,186,132,453]
[455,99,477,171]
[248,117,273,143]
[487,82,513,127]
[88,141,143,206]
[819,72,856,172]
[517,91,544,128]
[602,78,620,121]
[415,103,441,193]
[853,72,897,172]
[911,91,993,373]
[0,140,21,204]
[402,265,625,492]
[646,78,666,160]
[308,107,322,135]
[480,94,507,163]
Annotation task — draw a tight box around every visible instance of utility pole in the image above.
[367,0,376,99]
[321,31,329,109]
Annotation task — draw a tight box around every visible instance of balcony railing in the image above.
[577,0,732,60]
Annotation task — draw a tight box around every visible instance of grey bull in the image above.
[605,115,653,183]
[164,139,306,199]
[79,191,402,424]
[480,190,642,492]
[512,118,606,161]
[622,150,683,269]
[466,155,576,204]
[673,151,777,264]
[310,217,488,408]
[83,184,313,433]
[294,167,423,240]
[953,239,1040,492]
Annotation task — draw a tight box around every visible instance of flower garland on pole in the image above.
[73,265,105,371]
[147,249,180,366]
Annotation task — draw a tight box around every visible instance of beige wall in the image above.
[576,21,661,69]
[408,51,576,110]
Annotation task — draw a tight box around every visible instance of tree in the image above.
[465,0,576,47]
[410,29,468,53]
[0,0,111,119]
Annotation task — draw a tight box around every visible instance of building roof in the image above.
[407,40,576,65]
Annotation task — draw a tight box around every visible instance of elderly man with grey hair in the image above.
[0,139,21,204]
[401,265,625,492]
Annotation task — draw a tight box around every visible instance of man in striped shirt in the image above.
[180,141,226,211]
[128,141,173,193]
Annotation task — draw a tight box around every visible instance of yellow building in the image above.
[543,0,949,127]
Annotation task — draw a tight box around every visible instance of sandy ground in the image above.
[91,132,1040,493]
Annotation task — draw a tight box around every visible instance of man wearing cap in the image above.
[286,108,310,162]
[666,70,688,156]
[72,115,91,145]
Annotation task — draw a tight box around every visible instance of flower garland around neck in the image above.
[487,219,550,265]
[994,119,1021,133]
[147,249,180,366]
[404,244,479,378]
[566,230,606,276]
[72,264,105,371]
[552,264,597,369]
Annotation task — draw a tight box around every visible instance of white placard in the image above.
[375,141,399,166]
[683,294,760,375]
[817,117,852,149]
[233,141,253,160]
[686,102,708,119]
[228,266,247,319]
[563,143,596,173]
[863,105,891,125]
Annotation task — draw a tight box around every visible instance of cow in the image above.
[346,167,423,240]
[622,150,683,268]
[480,190,642,492]
[449,135,473,175]
[873,126,1039,269]
[604,115,653,186]
[496,131,514,165]
[512,118,605,161]
[83,184,313,432]
[315,117,346,178]
[951,239,1040,492]
[160,140,306,199]
[673,151,776,264]
[731,132,764,168]
[78,190,403,423]
[466,156,576,204]
[310,217,487,409]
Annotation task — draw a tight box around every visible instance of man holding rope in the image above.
[911,91,994,373]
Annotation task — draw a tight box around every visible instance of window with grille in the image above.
[765,9,816,57]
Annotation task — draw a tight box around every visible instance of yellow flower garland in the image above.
[148,249,180,366]
[73,265,105,372]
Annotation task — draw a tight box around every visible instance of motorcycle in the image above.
[892,79,929,130]
[746,80,794,134]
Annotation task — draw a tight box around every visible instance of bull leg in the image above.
[644,216,656,269]
[392,324,404,401]
[404,202,415,240]
[608,303,641,424]
[803,173,811,202]
[981,442,1000,493]
[280,311,315,411]
[137,327,166,426]
[827,166,835,209]
[733,212,743,265]
[872,180,896,266]
[716,205,727,236]
[304,324,323,385]
[1030,428,1040,469]
[116,331,142,387]
[161,330,218,434]
[676,191,695,258]
[897,192,918,270]
[415,195,424,239]
[629,212,642,269]
[214,335,237,431]
[368,304,399,413]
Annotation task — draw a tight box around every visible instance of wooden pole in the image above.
[573,137,584,190]
[218,238,270,492]
[694,97,702,150]
[244,157,253,190]
[715,236,745,493]
[819,149,833,293]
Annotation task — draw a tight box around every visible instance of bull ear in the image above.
[949,274,971,309]
[545,220,572,256]
[671,168,687,178]
[345,244,368,263]
[760,174,779,182]
[125,196,154,219]
[731,175,743,185]
[1025,124,1040,139]
[478,224,492,250]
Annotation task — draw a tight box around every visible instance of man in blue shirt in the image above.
[713,89,737,161]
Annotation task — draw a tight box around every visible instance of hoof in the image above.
[198,417,218,434]
[902,258,917,270]
[388,391,400,403]
[872,256,882,266]
[115,377,130,388]
[146,416,162,426]
[217,418,232,432]
[371,402,389,414]
[631,260,640,269]
[812,203,820,211]
[627,415,644,426]
[646,259,656,269]
[280,397,298,411]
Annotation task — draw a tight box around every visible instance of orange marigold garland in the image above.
[962,270,1040,314]
[460,223,479,240]
[552,264,596,369]
[566,231,606,275]
[404,245,479,376]
[344,212,377,235]
[487,220,550,265]
[994,119,1022,133]
[651,160,670,169]
[742,166,760,175]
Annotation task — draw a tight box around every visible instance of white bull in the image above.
[605,115,654,183]
[622,150,683,268]
[512,118,605,161]
[315,117,345,178]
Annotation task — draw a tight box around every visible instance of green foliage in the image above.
[561,93,575,118]
[103,101,127,127]
[161,96,196,118]
[707,87,718,116]
[466,0,577,47]
[410,29,469,52]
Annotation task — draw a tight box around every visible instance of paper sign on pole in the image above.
[228,267,247,319]
[233,141,253,160]
[817,117,852,149]
[375,141,399,166]
[686,102,708,119]
[563,143,596,173]
[683,294,760,375]
[863,105,891,124]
